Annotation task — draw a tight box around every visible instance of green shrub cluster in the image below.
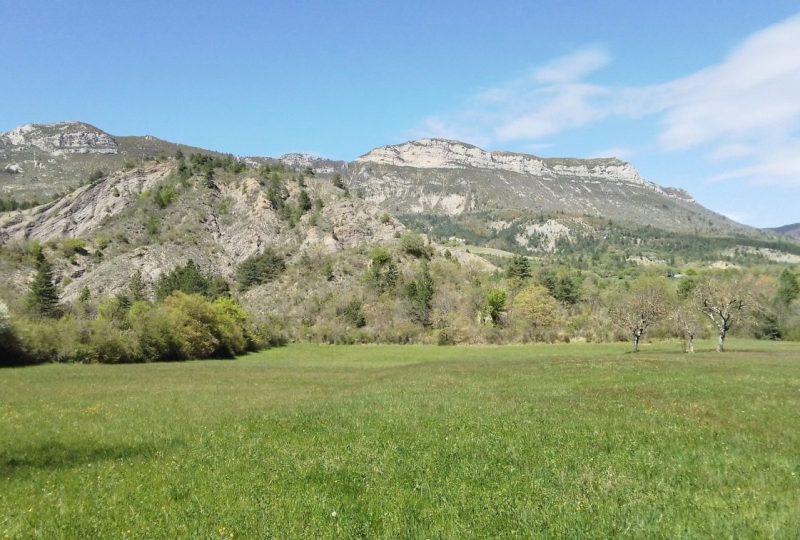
[156,260,229,300]
[236,249,286,290]
[6,292,276,365]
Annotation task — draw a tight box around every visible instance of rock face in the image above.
[348,138,748,234]
[357,139,649,187]
[279,153,346,175]
[0,164,172,242]
[2,122,118,156]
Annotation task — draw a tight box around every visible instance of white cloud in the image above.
[532,48,611,84]
[414,14,800,186]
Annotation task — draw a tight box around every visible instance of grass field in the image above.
[2,340,800,538]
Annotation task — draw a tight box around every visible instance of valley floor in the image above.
[1,341,799,537]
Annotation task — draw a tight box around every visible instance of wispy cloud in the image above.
[414,14,800,187]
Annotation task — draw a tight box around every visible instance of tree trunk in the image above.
[716,328,726,352]
[687,333,694,354]
[632,331,640,353]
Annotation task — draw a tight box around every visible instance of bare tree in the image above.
[609,284,669,353]
[693,278,758,352]
[670,303,704,353]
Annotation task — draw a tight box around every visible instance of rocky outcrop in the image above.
[0,164,171,242]
[356,139,651,188]
[348,138,751,235]
[2,122,118,156]
[279,153,345,175]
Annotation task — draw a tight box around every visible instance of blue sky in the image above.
[2,0,799,227]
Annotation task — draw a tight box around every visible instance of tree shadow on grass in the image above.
[0,439,182,475]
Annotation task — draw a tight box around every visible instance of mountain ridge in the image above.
[0,121,776,237]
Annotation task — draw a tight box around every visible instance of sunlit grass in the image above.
[1,339,799,537]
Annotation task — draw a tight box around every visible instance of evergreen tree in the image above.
[407,263,435,327]
[28,253,60,317]
[129,269,147,302]
[297,190,312,214]
[78,286,91,304]
[507,254,532,279]
[776,269,799,306]
[156,260,220,300]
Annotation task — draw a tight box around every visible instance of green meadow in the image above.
[2,340,799,538]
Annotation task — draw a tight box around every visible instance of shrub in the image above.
[156,260,226,300]
[128,301,182,361]
[144,215,160,237]
[400,233,432,259]
[339,298,367,328]
[237,249,286,289]
[484,289,507,326]
[153,185,177,209]
[163,293,222,358]
[88,169,105,183]
[61,238,88,257]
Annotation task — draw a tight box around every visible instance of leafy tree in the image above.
[236,249,286,289]
[28,252,60,318]
[507,255,532,279]
[333,174,346,190]
[512,285,557,337]
[484,289,507,326]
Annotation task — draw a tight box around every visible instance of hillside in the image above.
[769,223,800,240]
[0,160,411,304]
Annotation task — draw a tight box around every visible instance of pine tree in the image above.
[507,254,532,279]
[298,190,312,213]
[28,253,60,317]
[129,269,147,302]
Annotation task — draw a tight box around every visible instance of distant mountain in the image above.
[345,138,753,237]
[0,122,231,201]
[768,223,800,240]
[0,122,764,241]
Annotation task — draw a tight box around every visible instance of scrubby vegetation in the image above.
[2,255,283,365]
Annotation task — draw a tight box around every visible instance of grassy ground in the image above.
[1,340,799,538]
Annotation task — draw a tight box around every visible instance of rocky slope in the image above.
[0,161,412,301]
